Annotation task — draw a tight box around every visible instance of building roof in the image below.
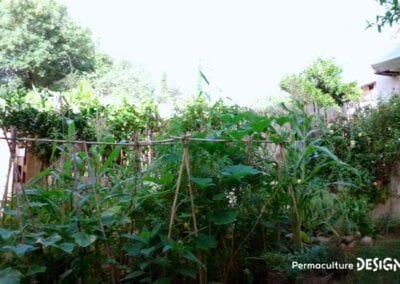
[372,45,400,76]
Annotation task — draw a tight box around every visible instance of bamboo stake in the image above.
[71,140,81,232]
[0,136,176,146]
[182,138,205,284]
[183,140,198,236]
[167,151,185,240]
[0,136,284,146]
[9,127,24,242]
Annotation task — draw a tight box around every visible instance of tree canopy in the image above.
[0,0,98,89]
[279,58,361,107]
[368,0,400,31]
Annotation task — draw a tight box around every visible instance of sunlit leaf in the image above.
[54,242,75,254]
[72,232,97,248]
[190,177,214,189]
[0,228,16,240]
[36,234,62,247]
[2,244,36,256]
[0,267,22,284]
[222,164,261,179]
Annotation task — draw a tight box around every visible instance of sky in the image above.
[62,0,398,107]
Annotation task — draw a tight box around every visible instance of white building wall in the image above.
[374,75,400,100]
[0,130,10,201]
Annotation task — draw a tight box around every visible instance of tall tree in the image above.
[0,0,97,89]
[89,61,154,105]
[280,58,361,108]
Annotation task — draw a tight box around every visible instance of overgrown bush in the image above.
[322,94,400,203]
[0,99,366,283]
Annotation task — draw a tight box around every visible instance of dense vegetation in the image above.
[0,88,394,283]
[0,0,399,283]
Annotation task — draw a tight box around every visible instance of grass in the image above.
[342,235,400,284]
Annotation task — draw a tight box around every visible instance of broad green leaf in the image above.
[220,113,235,123]
[3,209,17,216]
[0,228,16,240]
[212,193,226,201]
[153,257,171,267]
[301,231,311,243]
[59,268,73,281]
[2,244,35,256]
[29,202,48,208]
[72,232,97,248]
[182,251,201,264]
[36,234,62,247]
[150,223,162,238]
[227,129,251,141]
[144,174,174,185]
[123,270,144,280]
[178,267,197,279]
[313,145,339,162]
[100,146,122,174]
[190,177,214,189]
[25,265,46,276]
[222,164,262,179]
[269,133,287,144]
[209,209,238,225]
[0,267,22,284]
[162,239,175,253]
[141,246,156,257]
[123,242,145,256]
[195,234,217,250]
[101,206,121,217]
[121,234,149,245]
[274,116,291,126]
[139,261,150,270]
[250,118,272,132]
[54,242,75,254]
[26,168,51,186]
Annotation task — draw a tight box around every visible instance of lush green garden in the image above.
[1,0,400,283]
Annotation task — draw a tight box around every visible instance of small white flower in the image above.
[297,179,302,184]
[358,132,362,137]
[350,140,356,147]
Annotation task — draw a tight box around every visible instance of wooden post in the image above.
[10,127,17,192]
